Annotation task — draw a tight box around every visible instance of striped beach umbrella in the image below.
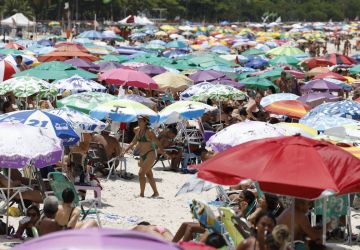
[0,60,17,82]
[264,100,310,118]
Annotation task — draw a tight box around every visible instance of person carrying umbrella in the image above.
[122,116,166,198]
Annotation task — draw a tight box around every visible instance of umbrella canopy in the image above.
[64,58,100,72]
[166,40,188,49]
[90,99,158,123]
[300,114,360,131]
[304,100,360,120]
[15,61,97,80]
[53,75,106,94]
[96,61,123,72]
[137,64,167,77]
[153,72,193,91]
[0,76,56,97]
[349,64,360,75]
[301,58,334,69]
[100,54,129,63]
[207,121,285,152]
[0,110,79,145]
[306,67,331,77]
[245,57,268,69]
[297,92,338,107]
[241,48,265,56]
[324,125,360,141]
[274,123,318,138]
[56,92,117,114]
[48,107,106,134]
[260,93,299,107]
[301,79,343,92]
[321,53,356,65]
[313,72,347,82]
[12,228,180,250]
[38,48,98,62]
[264,100,310,118]
[119,94,155,108]
[175,174,215,196]
[188,70,225,83]
[268,55,300,66]
[158,101,215,124]
[192,84,246,102]
[99,68,158,89]
[78,30,103,40]
[266,45,305,56]
[240,76,279,91]
[0,123,62,168]
[0,60,17,82]
[198,135,360,199]
[180,82,215,100]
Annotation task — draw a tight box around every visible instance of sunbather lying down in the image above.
[132,221,173,241]
[0,173,43,204]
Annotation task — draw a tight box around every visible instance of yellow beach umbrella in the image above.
[153,72,193,91]
[274,122,318,138]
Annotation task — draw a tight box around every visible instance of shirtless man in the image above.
[92,127,121,160]
[37,196,62,236]
[277,199,323,242]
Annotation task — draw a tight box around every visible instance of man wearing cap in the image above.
[92,125,122,160]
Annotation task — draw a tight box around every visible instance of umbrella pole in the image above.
[322,197,327,245]
[218,101,222,127]
[291,197,295,249]
[6,168,11,235]
[347,194,352,245]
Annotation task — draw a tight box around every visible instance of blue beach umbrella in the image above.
[304,100,360,120]
[300,114,360,131]
[0,110,79,145]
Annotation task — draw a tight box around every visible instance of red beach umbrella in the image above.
[99,68,158,89]
[197,135,360,200]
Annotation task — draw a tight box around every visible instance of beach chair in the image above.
[180,127,203,173]
[218,207,245,246]
[88,142,127,180]
[215,186,239,207]
[47,172,101,227]
[0,186,30,215]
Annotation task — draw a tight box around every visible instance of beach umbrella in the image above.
[102,30,122,40]
[306,67,331,77]
[241,48,264,56]
[321,53,356,65]
[192,84,246,102]
[313,72,347,82]
[89,99,158,123]
[78,30,103,40]
[15,61,97,80]
[198,135,360,199]
[300,58,334,69]
[4,54,38,66]
[48,107,106,134]
[57,92,117,114]
[297,92,337,107]
[300,114,360,131]
[137,65,167,77]
[152,72,193,91]
[266,45,305,56]
[180,82,215,100]
[99,68,158,89]
[260,93,299,107]
[304,100,360,120]
[96,61,122,72]
[158,100,215,124]
[162,49,187,59]
[12,228,180,250]
[257,67,284,79]
[301,79,342,92]
[175,174,215,196]
[119,94,155,108]
[209,78,245,89]
[240,76,278,91]
[264,100,310,118]
[188,70,225,83]
[37,39,54,47]
[268,55,300,66]
[324,124,360,141]
[166,40,188,49]
[349,64,360,75]
[5,42,24,50]
[245,57,268,69]
[64,58,100,72]
[38,49,99,62]
[53,75,106,94]
[28,46,56,56]
[206,121,285,152]
[322,78,352,91]
[100,54,129,63]
[0,110,79,145]
[285,69,305,79]
[54,43,88,53]
[0,76,56,97]
[274,123,317,138]
[0,60,17,82]
[0,48,23,55]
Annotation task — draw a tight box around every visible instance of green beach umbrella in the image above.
[192,84,247,102]
[266,45,305,56]
[258,68,284,79]
[241,76,279,91]
[268,55,300,66]
[0,48,23,55]
[56,92,117,114]
[100,54,129,63]
[15,61,97,80]
[349,65,360,75]
[0,76,56,97]
[241,48,265,56]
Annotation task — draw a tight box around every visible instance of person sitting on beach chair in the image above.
[92,126,122,162]
[158,126,183,171]
[14,205,40,239]
[55,188,98,230]
[37,196,62,236]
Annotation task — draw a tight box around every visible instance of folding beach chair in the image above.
[218,207,245,246]
[47,172,101,227]
[179,126,203,173]
[88,142,127,180]
[0,186,30,215]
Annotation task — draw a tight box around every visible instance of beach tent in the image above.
[0,13,35,27]
[119,15,153,25]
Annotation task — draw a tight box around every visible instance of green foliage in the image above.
[0,0,359,22]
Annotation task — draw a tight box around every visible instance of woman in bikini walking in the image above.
[122,116,165,198]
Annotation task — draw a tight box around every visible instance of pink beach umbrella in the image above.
[99,68,158,89]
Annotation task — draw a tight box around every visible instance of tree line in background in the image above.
[1,0,360,23]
